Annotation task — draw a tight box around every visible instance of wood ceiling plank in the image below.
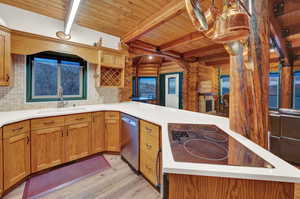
[121,0,186,43]
[159,31,204,51]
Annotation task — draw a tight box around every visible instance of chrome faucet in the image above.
[57,86,68,108]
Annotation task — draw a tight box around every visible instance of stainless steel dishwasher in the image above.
[121,113,139,172]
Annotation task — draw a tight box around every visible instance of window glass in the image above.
[132,77,136,97]
[33,58,58,97]
[138,77,157,99]
[294,72,300,109]
[168,77,176,94]
[61,61,81,96]
[269,73,280,109]
[27,53,87,102]
[220,76,230,97]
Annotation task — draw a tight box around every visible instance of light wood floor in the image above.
[3,155,161,199]
[3,156,300,199]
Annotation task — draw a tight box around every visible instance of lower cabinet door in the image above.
[3,133,30,190]
[140,151,158,186]
[0,136,3,196]
[105,119,120,152]
[65,122,91,162]
[91,112,105,153]
[31,127,65,173]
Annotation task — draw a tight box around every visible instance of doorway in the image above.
[160,72,183,109]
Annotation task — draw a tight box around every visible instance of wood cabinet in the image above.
[0,25,11,86]
[64,122,91,162]
[105,112,120,152]
[31,127,64,173]
[0,128,3,196]
[3,121,30,190]
[140,120,161,186]
[91,112,105,153]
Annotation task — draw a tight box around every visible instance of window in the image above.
[269,73,280,109]
[132,77,137,97]
[138,77,157,99]
[220,75,230,97]
[294,72,300,109]
[168,77,176,94]
[26,52,87,102]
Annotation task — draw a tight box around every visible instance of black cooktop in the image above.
[168,123,274,168]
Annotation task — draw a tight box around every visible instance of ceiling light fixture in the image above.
[149,56,153,60]
[65,0,81,35]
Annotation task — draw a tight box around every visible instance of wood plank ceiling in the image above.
[1,0,300,66]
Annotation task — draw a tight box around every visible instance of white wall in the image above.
[0,3,120,49]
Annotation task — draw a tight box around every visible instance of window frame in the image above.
[269,72,280,110]
[293,71,300,109]
[26,52,88,102]
[137,76,157,100]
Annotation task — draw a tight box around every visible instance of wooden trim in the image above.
[10,30,127,64]
[169,174,295,199]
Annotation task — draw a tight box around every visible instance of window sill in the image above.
[26,97,87,103]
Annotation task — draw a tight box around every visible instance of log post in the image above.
[280,63,293,108]
[229,0,270,148]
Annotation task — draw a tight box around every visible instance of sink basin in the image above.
[37,107,87,114]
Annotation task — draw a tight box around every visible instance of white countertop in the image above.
[1,102,300,183]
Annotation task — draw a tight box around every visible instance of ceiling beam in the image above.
[270,1,293,66]
[129,40,182,59]
[122,0,185,43]
[183,44,225,58]
[159,31,204,51]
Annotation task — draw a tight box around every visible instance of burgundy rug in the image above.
[23,155,111,199]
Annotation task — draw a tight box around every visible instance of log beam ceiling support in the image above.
[122,0,186,43]
[270,0,293,66]
[159,31,204,52]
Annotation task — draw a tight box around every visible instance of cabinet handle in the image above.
[44,121,55,125]
[61,130,64,137]
[156,149,162,187]
[26,136,30,144]
[66,129,69,136]
[76,118,85,121]
[146,143,152,150]
[12,126,24,132]
[145,127,152,134]
[6,74,10,82]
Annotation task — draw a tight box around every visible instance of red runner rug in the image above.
[22,155,111,199]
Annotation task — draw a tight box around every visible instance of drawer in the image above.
[31,116,64,131]
[140,154,158,185]
[140,120,160,141]
[3,120,30,139]
[65,113,91,125]
[105,112,120,120]
[140,137,159,159]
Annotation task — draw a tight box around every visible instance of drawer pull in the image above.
[145,165,152,171]
[145,127,152,134]
[6,74,10,82]
[146,144,152,149]
[44,121,55,125]
[12,127,24,132]
[76,118,85,121]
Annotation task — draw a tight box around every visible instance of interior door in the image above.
[165,74,179,108]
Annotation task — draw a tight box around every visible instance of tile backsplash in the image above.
[0,54,120,112]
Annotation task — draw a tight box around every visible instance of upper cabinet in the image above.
[0,26,11,86]
[97,50,126,88]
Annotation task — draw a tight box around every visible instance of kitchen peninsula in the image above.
[0,102,299,198]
